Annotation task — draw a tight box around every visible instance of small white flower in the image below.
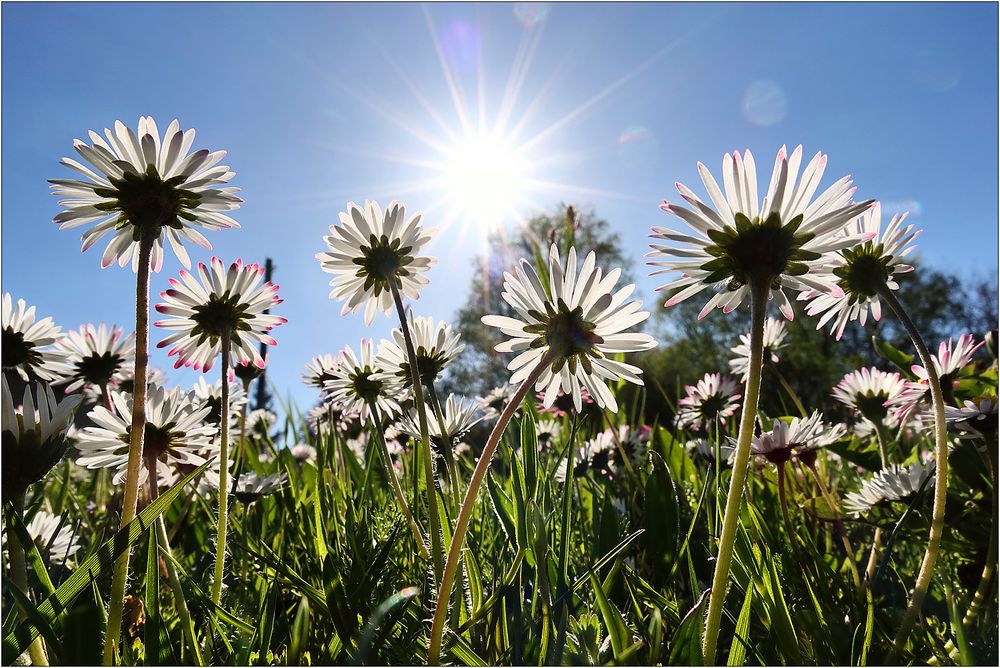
[290,443,317,463]
[399,394,486,443]
[317,200,436,325]
[155,257,286,372]
[685,437,736,463]
[246,409,277,434]
[324,340,404,422]
[50,117,241,272]
[677,373,742,431]
[842,462,935,515]
[476,385,518,418]
[800,204,920,340]
[302,353,343,389]
[649,145,873,319]
[377,316,464,388]
[729,317,788,380]
[2,294,67,382]
[887,335,985,421]
[536,418,562,447]
[307,403,358,436]
[832,367,908,425]
[2,375,82,497]
[25,511,82,567]
[751,412,846,464]
[192,376,247,427]
[233,471,288,503]
[82,365,167,406]
[51,324,135,395]
[482,244,657,413]
[945,398,997,433]
[76,385,217,485]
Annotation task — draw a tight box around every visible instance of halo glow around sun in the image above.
[441,133,529,224]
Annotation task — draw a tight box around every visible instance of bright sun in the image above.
[441,132,529,225]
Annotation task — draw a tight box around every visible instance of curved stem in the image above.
[806,463,861,589]
[145,456,202,664]
[426,383,462,510]
[873,420,891,469]
[103,231,153,666]
[390,284,444,585]
[210,332,232,605]
[878,287,950,657]
[367,399,430,560]
[702,278,769,665]
[229,379,251,498]
[9,493,49,666]
[427,351,555,664]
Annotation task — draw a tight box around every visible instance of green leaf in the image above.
[486,472,519,549]
[143,528,160,667]
[872,336,915,375]
[643,452,680,571]
[764,557,801,664]
[728,586,754,666]
[288,596,311,666]
[2,461,210,664]
[589,572,630,659]
[354,587,419,666]
[668,589,709,666]
[520,413,539,500]
[446,629,489,666]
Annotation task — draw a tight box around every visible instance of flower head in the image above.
[290,443,317,464]
[751,411,846,465]
[482,244,657,412]
[25,511,82,567]
[729,317,788,380]
[887,335,985,421]
[649,145,874,319]
[2,294,66,382]
[233,471,288,504]
[246,409,277,436]
[677,373,742,431]
[155,257,285,373]
[399,394,486,444]
[945,398,997,436]
[377,316,464,388]
[50,117,241,272]
[2,375,82,500]
[52,324,135,394]
[75,385,216,485]
[323,340,404,422]
[800,204,920,339]
[832,367,908,426]
[307,402,359,437]
[843,462,935,515]
[317,200,436,325]
[536,418,562,447]
[302,353,343,389]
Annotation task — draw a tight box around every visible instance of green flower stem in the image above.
[427,350,555,665]
[425,383,462,510]
[9,493,49,666]
[367,399,430,560]
[145,456,202,664]
[229,379,251,498]
[103,231,154,666]
[702,278,769,666]
[389,284,444,585]
[878,287,950,657]
[767,362,807,418]
[805,463,862,589]
[210,331,232,606]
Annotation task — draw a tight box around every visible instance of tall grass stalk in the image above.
[210,331,233,605]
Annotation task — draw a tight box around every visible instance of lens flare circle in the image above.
[742,80,787,126]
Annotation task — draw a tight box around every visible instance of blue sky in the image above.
[3,1,997,414]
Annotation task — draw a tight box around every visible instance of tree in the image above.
[445,204,634,397]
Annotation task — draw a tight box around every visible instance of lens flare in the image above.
[442,133,530,224]
[742,80,787,126]
[514,3,551,28]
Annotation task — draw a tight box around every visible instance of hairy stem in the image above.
[9,493,49,666]
[702,278,769,665]
[210,331,232,605]
[390,285,445,585]
[103,231,153,666]
[879,287,950,657]
[427,351,555,664]
[367,399,430,559]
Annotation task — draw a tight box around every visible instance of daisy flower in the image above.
[246,409,277,435]
[842,462,935,515]
[538,386,596,418]
[477,385,518,418]
[677,373,742,431]
[50,117,241,272]
[832,367,908,426]
[155,257,286,372]
[323,340,404,422]
[25,511,82,567]
[302,353,343,389]
[800,204,920,340]
[316,200,436,325]
[536,418,562,447]
[290,443,317,464]
[51,324,135,395]
[233,471,288,504]
[75,385,216,485]
[2,375,82,500]
[233,353,267,386]
[399,394,486,444]
[307,402,358,436]
[193,376,247,427]
[84,365,167,405]
[2,294,66,382]
[648,145,874,319]
[888,335,986,420]
[377,316,464,388]
[750,412,846,465]
[945,398,997,437]
[729,317,788,380]
[482,244,658,413]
